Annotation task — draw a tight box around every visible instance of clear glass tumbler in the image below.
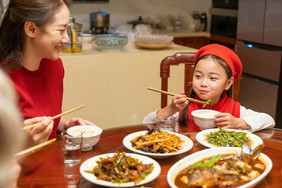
[61,130,83,166]
[156,115,177,132]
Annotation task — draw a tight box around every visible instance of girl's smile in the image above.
[199,89,209,94]
[192,57,233,107]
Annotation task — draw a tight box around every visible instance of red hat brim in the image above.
[195,44,242,81]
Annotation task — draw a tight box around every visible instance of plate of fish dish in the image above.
[167,147,272,188]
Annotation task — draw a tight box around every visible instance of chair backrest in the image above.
[160,52,241,108]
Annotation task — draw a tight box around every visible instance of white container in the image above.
[67,125,102,151]
[191,109,220,130]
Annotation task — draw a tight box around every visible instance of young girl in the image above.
[0,0,94,145]
[143,44,275,132]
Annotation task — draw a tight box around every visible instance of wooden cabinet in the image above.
[237,0,282,46]
[209,35,237,50]
[173,36,210,49]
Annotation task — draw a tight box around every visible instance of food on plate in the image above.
[84,151,154,184]
[204,127,250,147]
[174,153,265,188]
[130,129,184,153]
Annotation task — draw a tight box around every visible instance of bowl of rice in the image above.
[67,125,103,151]
[191,109,220,130]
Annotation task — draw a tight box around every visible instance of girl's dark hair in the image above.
[0,0,72,70]
[179,54,233,124]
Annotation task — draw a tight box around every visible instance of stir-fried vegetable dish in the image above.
[205,127,250,147]
[84,152,154,184]
[175,154,265,188]
[131,129,184,153]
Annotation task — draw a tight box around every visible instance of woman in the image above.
[0,0,94,145]
[143,44,275,132]
[0,69,24,188]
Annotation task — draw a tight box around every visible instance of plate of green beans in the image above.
[196,127,263,149]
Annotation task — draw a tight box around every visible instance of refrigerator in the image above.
[236,0,282,128]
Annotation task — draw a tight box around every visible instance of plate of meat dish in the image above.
[167,147,272,188]
[80,151,161,187]
[123,129,193,158]
[196,128,263,149]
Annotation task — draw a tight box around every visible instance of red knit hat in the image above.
[195,44,242,81]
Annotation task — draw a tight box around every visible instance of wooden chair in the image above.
[160,52,241,108]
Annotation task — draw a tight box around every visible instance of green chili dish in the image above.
[84,151,154,184]
[204,127,250,147]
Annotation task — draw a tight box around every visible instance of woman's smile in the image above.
[55,46,61,53]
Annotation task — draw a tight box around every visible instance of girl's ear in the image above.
[24,21,39,38]
[225,77,234,90]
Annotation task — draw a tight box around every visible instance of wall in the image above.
[70,0,211,31]
[60,43,197,129]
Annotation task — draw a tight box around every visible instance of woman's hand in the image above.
[24,117,53,145]
[214,113,251,130]
[60,117,95,131]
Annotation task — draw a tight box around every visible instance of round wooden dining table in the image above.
[18,124,282,188]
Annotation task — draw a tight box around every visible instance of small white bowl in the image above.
[191,109,220,130]
[67,125,102,151]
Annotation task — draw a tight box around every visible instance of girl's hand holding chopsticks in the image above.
[171,91,189,113]
[157,91,189,118]
[24,117,54,145]
[147,87,211,107]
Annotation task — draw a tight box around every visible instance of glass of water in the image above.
[61,130,83,166]
[156,115,178,132]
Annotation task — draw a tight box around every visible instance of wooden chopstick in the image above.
[22,104,86,130]
[14,138,56,159]
[147,87,211,106]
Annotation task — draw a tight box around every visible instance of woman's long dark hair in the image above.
[179,54,233,124]
[0,0,72,70]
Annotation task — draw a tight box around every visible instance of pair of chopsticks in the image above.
[22,104,86,130]
[147,87,211,107]
[14,138,57,159]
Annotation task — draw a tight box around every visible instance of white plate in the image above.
[167,147,272,188]
[123,131,193,159]
[80,153,161,187]
[196,128,263,149]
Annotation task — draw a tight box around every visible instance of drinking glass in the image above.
[61,130,82,166]
[156,115,178,132]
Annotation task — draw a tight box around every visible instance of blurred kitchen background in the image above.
[69,0,211,34]
[1,0,281,128]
